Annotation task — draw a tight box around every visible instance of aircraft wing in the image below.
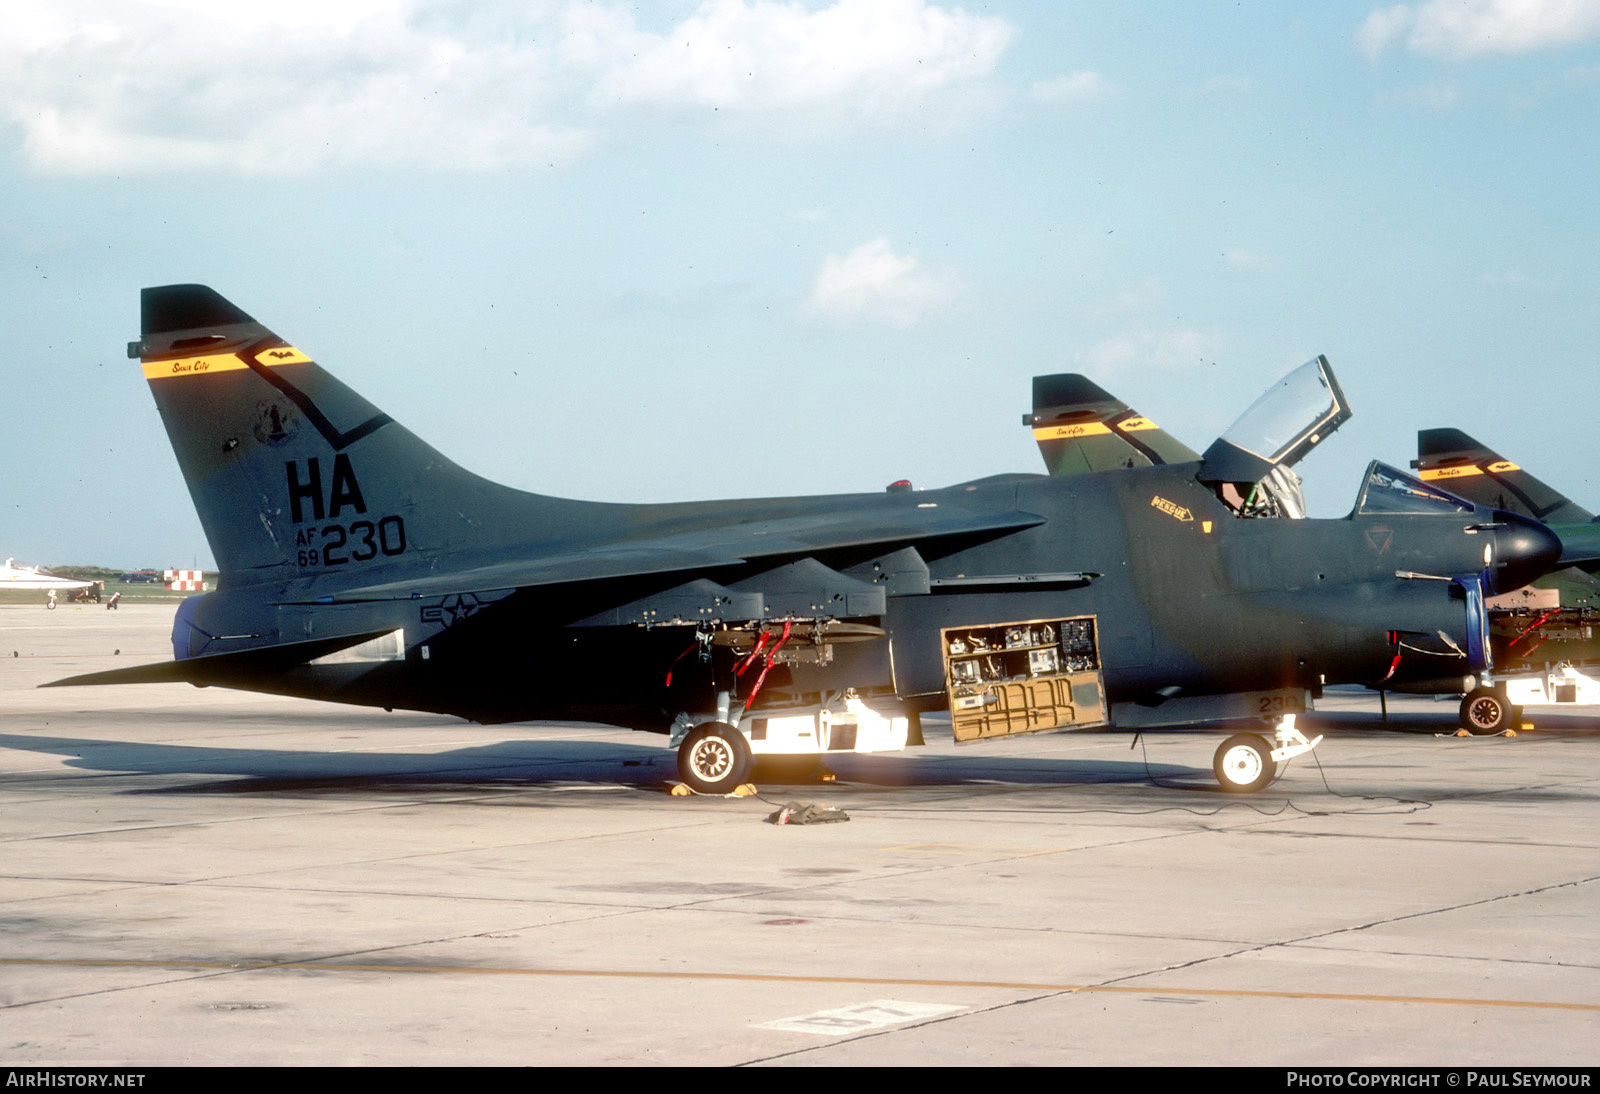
[307,546,745,603]
[1026,374,1200,475]
[299,504,1046,604]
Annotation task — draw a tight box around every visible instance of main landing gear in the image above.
[1459,687,1519,735]
[676,721,754,795]
[1212,714,1322,793]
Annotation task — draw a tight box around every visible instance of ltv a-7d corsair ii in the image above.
[48,285,1562,794]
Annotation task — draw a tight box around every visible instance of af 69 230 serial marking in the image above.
[295,516,407,568]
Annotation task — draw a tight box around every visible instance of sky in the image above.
[3,0,1597,571]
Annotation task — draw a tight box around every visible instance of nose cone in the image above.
[1487,512,1563,595]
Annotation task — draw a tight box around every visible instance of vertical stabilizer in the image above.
[132,285,557,587]
[1026,373,1200,475]
[1413,428,1593,524]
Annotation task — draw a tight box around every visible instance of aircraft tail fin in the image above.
[133,285,559,586]
[1026,374,1200,475]
[1412,428,1593,524]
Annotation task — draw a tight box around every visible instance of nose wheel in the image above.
[1214,734,1275,792]
[1212,714,1322,793]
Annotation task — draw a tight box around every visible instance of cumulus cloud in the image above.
[1076,329,1222,376]
[808,237,958,328]
[568,0,1012,113]
[1028,71,1109,105]
[1,0,588,174]
[0,0,1012,175]
[1359,0,1600,60]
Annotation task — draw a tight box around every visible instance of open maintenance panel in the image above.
[941,615,1107,742]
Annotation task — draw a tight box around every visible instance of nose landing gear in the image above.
[1212,714,1322,793]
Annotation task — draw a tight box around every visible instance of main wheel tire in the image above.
[1460,687,1512,735]
[1213,734,1276,793]
[677,722,754,795]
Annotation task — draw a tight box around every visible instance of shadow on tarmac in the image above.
[7,702,1591,801]
[0,728,1198,797]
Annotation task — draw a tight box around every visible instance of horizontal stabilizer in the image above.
[1027,374,1199,475]
[41,661,201,688]
[43,629,397,689]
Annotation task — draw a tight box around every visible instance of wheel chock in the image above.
[669,782,760,797]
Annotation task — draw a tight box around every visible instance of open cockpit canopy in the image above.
[1198,355,1352,519]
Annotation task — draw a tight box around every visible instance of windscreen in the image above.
[1355,462,1476,516]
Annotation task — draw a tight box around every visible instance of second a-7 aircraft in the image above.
[50,286,1562,794]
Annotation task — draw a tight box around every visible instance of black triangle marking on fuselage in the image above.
[241,338,392,452]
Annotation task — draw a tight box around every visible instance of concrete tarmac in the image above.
[2,604,1596,1066]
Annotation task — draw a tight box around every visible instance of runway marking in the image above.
[756,999,966,1034]
[3,957,1595,1013]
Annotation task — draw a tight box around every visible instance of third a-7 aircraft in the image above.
[50,286,1562,794]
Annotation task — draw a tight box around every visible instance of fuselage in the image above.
[169,458,1559,731]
